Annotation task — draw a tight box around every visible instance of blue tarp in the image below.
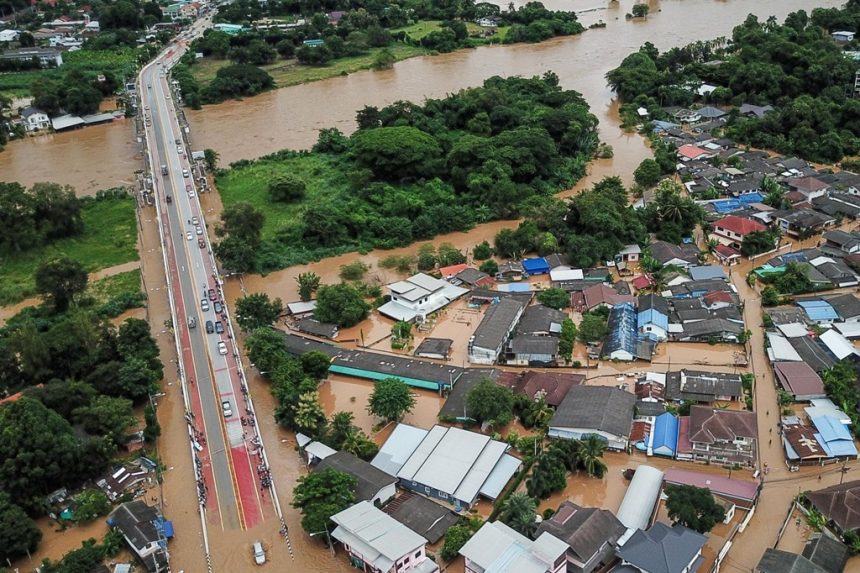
[712,193,764,213]
[522,257,550,275]
[797,300,839,322]
[652,413,679,457]
[159,519,175,538]
[495,282,532,293]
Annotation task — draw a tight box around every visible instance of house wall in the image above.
[639,324,668,341]
[342,540,428,573]
[469,344,499,365]
[566,541,617,573]
[400,479,470,510]
[507,352,556,366]
[372,482,397,506]
[691,437,755,466]
[548,427,628,451]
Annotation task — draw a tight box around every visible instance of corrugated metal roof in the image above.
[766,332,803,362]
[305,441,336,460]
[478,454,521,500]
[454,440,508,503]
[651,413,678,457]
[797,300,839,321]
[331,501,427,571]
[616,465,664,532]
[819,329,856,360]
[604,302,638,358]
[371,424,428,476]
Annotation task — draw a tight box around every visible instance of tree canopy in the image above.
[292,468,357,534]
[665,484,726,533]
[313,283,370,327]
[466,378,514,427]
[235,292,283,331]
[367,377,416,423]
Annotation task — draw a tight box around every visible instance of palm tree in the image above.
[576,435,608,478]
[706,238,719,254]
[500,492,538,537]
[328,411,355,448]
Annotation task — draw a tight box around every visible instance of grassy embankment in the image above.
[190,20,506,89]
[0,195,139,305]
[0,48,139,100]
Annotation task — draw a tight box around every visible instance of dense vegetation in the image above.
[178,0,583,103]
[215,73,598,272]
[0,186,138,305]
[607,5,860,162]
[823,359,860,438]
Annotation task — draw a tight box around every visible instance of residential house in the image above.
[787,176,830,200]
[498,370,585,407]
[832,30,855,42]
[286,300,316,318]
[824,230,860,255]
[696,105,727,120]
[316,451,397,506]
[413,338,453,360]
[602,302,643,361]
[616,244,642,263]
[382,493,459,544]
[687,265,727,282]
[97,465,149,502]
[468,298,526,364]
[773,362,826,401]
[649,241,700,269]
[664,369,742,403]
[615,523,706,573]
[506,336,559,366]
[0,47,63,67]
[438,263,468,280]
[664,468,760,510]
[550,266,585,284]
[496,261,525,281]
[523,257,551,276]
[712,215,767,250]
[571,283,634,312]
[739,103,774,118]
[375,424,522,510]
[687,406,758,466]
[675,318,743,343]
[295,318,338,339]
[516,304,567,337]
[107,502,171,572]
[460,521,568,573]
[536,501,625,573]
[757,535,849,573]
[638,294,669,342]
[616,465,665,538]
[548,386,636,450]
[827,293,860,322]
[775,209,836,238]
[20,106,50,131]
[804,480,860,534]
[379,273,469,322]
[451,267,494,288]
[330,501,438,573]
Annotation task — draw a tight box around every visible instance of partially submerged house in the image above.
[460,521,568,573]
[535,501,625,573]
[379,273,469,322]
[468,298,526,364]
[548,386,635,450]
[687,406,758,467]
[107,502,172,572]
[316,451,397,506]
[616,523,706,573]
[664,369,742,403]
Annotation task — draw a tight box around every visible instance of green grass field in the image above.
[216,153,351,241]
[191,44,427,90]
[87,268,146,317]
[0,195,139,306]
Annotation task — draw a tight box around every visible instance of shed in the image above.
[304,441,336,465]
[819,329,856,360]
[522,257,550,275]
[414,338,453,360]
[616,465,664,544]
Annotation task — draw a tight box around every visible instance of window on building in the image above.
[415,551,422,559]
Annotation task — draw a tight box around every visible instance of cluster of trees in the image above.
[217,74,598,273]
[30,68,121,116]
[173,62,275,107]
[664,484,726,533]
[607,6,860,162]
[292,467,356,534]
[823,359,860,438]
[526,436,607,499]
[235,292,284,331]
[0,279,162,562]
[0,182,83,254]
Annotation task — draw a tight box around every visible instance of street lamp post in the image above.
[309,526,335,558]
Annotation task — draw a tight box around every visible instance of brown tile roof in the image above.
[805,480,860,532]
[688,406,757,444]
[512,371,585,406]
[773,362,825,398]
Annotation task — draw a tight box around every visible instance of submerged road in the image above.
[138,25,284,555]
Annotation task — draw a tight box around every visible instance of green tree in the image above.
[536,288,570,310]
[292,468,357,534]
[559,318,577,362]
[143,402,160,443]
[296,272,321,301]
[294,391,327,436]
[440,524,476,562]
[527,448,568,499]
[665,484,725,533]
[235,292,283,332]
[634,158,661,187]
[499,492,537,537]
[741,230,777,257]
[575,435,608,478]
[578,313,609,344]
[479,259,499,275]
[245,328,291,374]
[35,257,88,312]
[203,148,219,171]
[220,201,264,247]
[372,48,396,70]
[314,283,370,327]
[631,3,649,17]
[368,377,416,423]
[74,489,111,522]
[268,174,306,203]
[466,379,514,427]
[350,126,441,180]
[301,351,332,381]
[339,261,369,281]
[72,395,135,445]
[0,492,41,563]
[473,241,493,260]
[761,286,781,307]
[774,262,814,294]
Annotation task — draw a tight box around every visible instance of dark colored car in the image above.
[208,288,217,301]
[215,321,224,334]
[205,320,214,334]
[213,301,223,314]
[198,238,205,249]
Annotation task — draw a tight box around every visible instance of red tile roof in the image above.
[438,263,468,279]
[514,371,585,406]
[689,406,758,444]
[788,176,828,192]
[714,215,766,237]
[632,275,653,290]
[678,144,708,160]
[630,420,651,443]
[714,244,740,259]
[805,481,860,532]
[703,291,733,305]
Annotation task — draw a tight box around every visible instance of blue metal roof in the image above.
[521,257,550,274]
[652,413,678,457]
[811,415,858,458]
[638,308,669,332]
[604,302,638,358]
[797,300,839,321]
[688,265,727,281]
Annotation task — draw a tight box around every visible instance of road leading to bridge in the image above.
[139,37,277,537]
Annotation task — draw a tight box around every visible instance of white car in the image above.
[253,542,266,565]
[221,400,232,418]
[218,341,227,355]
[186,231,193,240]
[182,169,190,178]
[195,225,203,236]
[191,216,199,225]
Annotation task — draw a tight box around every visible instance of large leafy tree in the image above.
[292,468,357,534]
[296,272,321,302]
[35,257,88,312]
[466,379,514,427]
[72,395,136,446]
[350,126,442,180]
[235,292,283,332]
[665,484,725,533]
[0,492,42,563]
[294,391,327,436]
[368,377,416,423]
[578,313,609,344]
[314,283,370,327]
[499,492,538,537]
[536,288,570,310]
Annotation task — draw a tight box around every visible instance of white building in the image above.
[378,273,468,322]
[330,501,439,573]
[468,298,526,364]
[0,29,19,42]
[20,106,50,131]
[459,521,568,573]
